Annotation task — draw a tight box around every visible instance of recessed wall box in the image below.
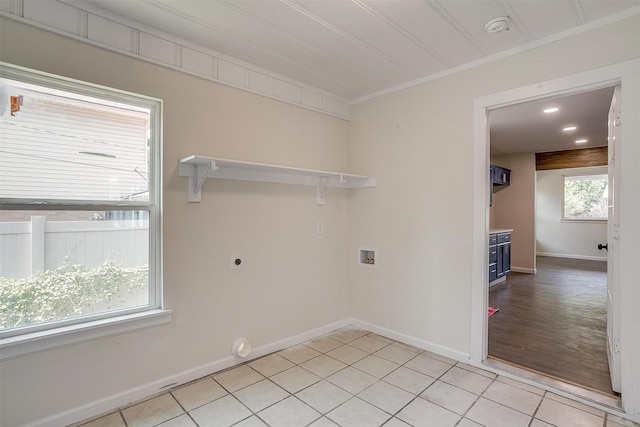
[359,248,377,268]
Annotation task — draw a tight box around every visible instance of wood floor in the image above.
[488,256,615,396]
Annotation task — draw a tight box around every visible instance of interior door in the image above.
[607,85,621,393]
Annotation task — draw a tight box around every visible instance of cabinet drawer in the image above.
[489,249,497,263]
[489,266,497,282]
[489,234,497,245]
[498,233,511,243]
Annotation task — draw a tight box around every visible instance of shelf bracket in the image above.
[188,160,217,202]
[316,177,326,206]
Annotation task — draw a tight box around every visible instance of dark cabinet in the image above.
[489,231,511,286]
[491,164,511,186]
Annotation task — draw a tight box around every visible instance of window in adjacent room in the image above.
[563,174,608,220]
[0,63,166,352]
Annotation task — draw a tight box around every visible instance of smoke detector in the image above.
[485,16,510,34]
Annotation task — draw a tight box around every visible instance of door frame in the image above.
[469,58,640,417]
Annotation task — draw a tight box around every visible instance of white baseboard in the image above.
[35,319,350,427]
[34,317,470,427]
[511,266,536,274]
[346,318,469,363]
[537,252,607,262]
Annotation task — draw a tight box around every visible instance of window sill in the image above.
[560,218,607,223]
[0,309,172,361]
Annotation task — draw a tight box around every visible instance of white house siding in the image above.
[0,83,149,202]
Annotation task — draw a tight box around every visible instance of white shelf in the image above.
[178,155,377,203]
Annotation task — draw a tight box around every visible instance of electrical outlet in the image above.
[231,255,244,270]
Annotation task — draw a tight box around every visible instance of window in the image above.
[0,63,167,356]
[563,174,608,220]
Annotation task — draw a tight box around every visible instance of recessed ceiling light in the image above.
[543,107,559,113]
[563,126,577,131]
[576,139,588,144]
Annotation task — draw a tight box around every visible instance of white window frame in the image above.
[561,173,608,222]
[0,62,170,360]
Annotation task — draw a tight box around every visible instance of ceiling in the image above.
[62,1,635,155]
[67,0,640,102]
[490,86,615,155]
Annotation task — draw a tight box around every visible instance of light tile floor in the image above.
[75,326,639,427]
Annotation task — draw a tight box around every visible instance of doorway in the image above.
[486,87,615,396]
[469,60,640,417]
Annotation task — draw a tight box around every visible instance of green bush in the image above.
[0,260,148,330]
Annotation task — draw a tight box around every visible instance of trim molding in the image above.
[30,318,472,426]
[0,3,352,121]
[0,309,172,361]
[511,267,536,274]
[346,318,469,363]
[31,318,351,427]
[537,252,607,262]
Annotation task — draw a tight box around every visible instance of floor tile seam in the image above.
[544,393,608,419]
[454,361,497,380]
[297,354,351,379]
[167,388,202,427]
[438,367,495,397]
[325,395,394,426]
[365,333,397,346]
[359,383,427,420]
[243,395,323,427]
[120,392,186,427]
[375,374,421,396]
[527,390,550,427]
[394,393,462,426]
[270,369,324,395]
[118,410,131,427]
[226,390,280,426]
[76,409,128,427]
[374,346,424,366]
[349,355,401,379]
[477,375,548,418]
[418,383,482,421]
[232,375,297,413]
[454,375,499,426]
[214,365,267,394]
[323,344,371,365]
[174,385,232,414]
[393,364,476,421]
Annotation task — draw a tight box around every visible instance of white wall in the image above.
[0,18,352,427]
[349,13,640,368]
[536,166,608,260]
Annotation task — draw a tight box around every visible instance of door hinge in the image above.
[614,338,621,354]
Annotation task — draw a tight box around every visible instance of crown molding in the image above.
[0,0,352,120]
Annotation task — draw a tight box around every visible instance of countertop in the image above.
[490,228,513,234]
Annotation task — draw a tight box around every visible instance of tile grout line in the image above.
[528,390,547,427]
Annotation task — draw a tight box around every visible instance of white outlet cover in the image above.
[231,255,244,269]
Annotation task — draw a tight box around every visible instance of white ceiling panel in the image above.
[435,1,530,54]
[222,1,415,83]
[48,0,637,151]
[294,0,446,76]
[368,0,484,67]
[581,0,640,21]
[73,0,640,101]
[505,1,579,40]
